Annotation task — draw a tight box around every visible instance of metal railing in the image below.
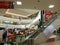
[26,15,57,45]
[0,15,57,45]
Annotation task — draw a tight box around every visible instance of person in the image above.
[8,29,15,41]
[2,30,7,41]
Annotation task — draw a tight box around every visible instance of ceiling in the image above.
[13,0,60,11]
[0,0,60,15]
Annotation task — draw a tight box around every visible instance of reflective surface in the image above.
[40,40,60,45]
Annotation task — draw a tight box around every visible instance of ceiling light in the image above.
[16,1,22,5]
[48,5,54,8]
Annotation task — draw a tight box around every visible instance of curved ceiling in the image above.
[13,0,60,11]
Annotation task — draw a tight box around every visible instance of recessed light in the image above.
[16,1,22,5]
[48,5,54,8]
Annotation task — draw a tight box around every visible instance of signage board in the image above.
[0,1,14,9]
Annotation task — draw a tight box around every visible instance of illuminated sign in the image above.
[45,11,53,21]
[0,1,14,9]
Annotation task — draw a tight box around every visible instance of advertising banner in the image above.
[45,11,53,21]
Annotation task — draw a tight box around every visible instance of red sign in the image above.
[45,11,53,21]
[0,1,14,9]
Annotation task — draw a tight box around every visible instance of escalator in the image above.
[1,15,58,45]
[23,15,58,45]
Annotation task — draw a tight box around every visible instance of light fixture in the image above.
[48,5,55,8]
[4,21,10,23]
[16,1,22,5]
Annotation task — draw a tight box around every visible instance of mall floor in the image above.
[40,40,60,45]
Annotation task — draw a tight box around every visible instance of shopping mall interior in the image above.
[0,0,60,45]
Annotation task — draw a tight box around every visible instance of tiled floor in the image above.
[40,40,60,45]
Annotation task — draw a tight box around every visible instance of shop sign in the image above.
[0,1,14,9]
[45,11,53,21]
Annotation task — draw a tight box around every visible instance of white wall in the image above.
[0,16,20,22]
[0,24,25,29]
[26,11,41,28]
